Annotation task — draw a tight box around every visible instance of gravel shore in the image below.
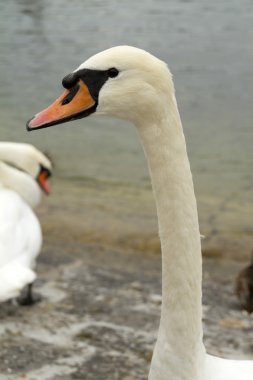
[0,236,252,380]
[1,178,252,379]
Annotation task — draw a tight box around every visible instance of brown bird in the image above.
[235,251,253,313]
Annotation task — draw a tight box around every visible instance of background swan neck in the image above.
[0,143,24,167]
[0,142,50,178]
[137,100,204,380]
[0,162,41,209]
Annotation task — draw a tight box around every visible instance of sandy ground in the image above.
[0,236,252,380]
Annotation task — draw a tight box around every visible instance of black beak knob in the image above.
[62,73,78,89]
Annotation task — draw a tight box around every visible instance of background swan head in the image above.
[0,161,42,208]
[0,142,52,194]
[27,46,175,129]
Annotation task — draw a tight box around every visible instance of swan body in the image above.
[0,261,36,302]
[0,164,41,302]
[0,144,52,303]
[27,46,253,379]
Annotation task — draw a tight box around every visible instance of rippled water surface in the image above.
[0,0,253,256]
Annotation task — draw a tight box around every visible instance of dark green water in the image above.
[0,0,253,256]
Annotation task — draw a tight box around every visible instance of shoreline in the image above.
[38,177,253,261]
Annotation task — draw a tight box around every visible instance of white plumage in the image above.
[27,46,253,379]
[0,144,52,303]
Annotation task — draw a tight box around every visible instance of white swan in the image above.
[0,143,52,304]
[27,46,253,379]
[0,142,52,196]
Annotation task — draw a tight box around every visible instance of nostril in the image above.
[61,84,80,105]
[62,73,78,89]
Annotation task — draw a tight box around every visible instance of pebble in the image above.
[149,294,162,305]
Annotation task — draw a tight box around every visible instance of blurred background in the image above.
[0,0,253,259]
[0,1,253,378]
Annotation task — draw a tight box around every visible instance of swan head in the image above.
[27,46,174,129]
[0,143,52,194]
[0,161,42,208]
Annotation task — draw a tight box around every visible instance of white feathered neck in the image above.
[67,46,205,378]
[84,47,205,379]
[136,95,204,380]
[0,161,41,208]
[0,142,52,178]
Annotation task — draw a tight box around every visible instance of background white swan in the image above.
[0,142,52,196]
[0,143,52,304]
[27,46,253,379]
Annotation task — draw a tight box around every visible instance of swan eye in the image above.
[107,68,119,78]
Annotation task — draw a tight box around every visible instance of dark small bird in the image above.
[235,251,253,314]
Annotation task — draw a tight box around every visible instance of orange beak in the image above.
[37,169,51,195]
[27,80,96,130]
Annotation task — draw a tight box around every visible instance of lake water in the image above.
[0,0,253,258]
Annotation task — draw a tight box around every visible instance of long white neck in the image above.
[0,142,25,167]
[0,161,41,209]
[137,96,205,380]
[0,142,43,178]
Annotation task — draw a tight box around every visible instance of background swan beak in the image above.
[27,81,96,131]
[37,169,51,194]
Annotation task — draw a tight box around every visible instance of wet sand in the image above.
[0,184,252,379]
[37,178,253,260]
